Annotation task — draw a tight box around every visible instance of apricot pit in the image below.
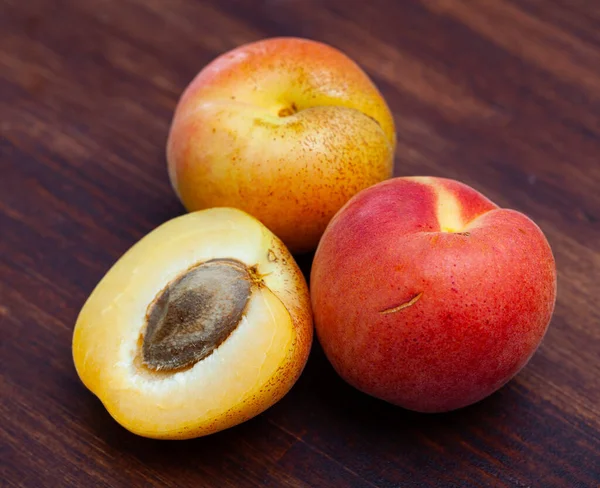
[143,259,254,371]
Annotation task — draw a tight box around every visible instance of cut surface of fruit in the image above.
[72,208,312,439]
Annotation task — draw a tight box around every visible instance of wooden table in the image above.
[2,1,599,486]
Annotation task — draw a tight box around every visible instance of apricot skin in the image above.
[72,208,312,439]
[311,177,557,412]
[167,37,396,254]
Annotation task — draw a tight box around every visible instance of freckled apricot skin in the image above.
[167,37,396,254]
[72,208,313,439]
[311,177,557,412]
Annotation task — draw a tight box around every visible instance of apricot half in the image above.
[72,208,313,439]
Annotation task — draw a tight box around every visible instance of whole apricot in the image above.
[311,177,556,412]
[167,37,396,253]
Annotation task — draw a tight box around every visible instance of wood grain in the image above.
[1,0,599,486]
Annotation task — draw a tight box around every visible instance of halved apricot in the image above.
[73,208,313,439]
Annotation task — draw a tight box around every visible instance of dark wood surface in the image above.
[2,0,599,486]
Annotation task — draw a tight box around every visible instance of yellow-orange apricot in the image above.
[167,37,396,253]
[73,208,312,439]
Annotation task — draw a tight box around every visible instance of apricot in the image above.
[72,208,312,439]
[311,177,557,412]
[167,37,396,253]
